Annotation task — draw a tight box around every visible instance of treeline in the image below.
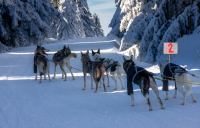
[0,0,104,53]
[109,0,200,63]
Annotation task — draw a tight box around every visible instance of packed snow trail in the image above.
[0,36,199,128]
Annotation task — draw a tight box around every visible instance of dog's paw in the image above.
[122,87,125,89]
[181,102,185,105]
[107,85,110,87]
[82,88,85,90]
[104,90,107,92]
[94,90,97,93]
[149,108,153,111]
[173,96,177,98]
[193,100,197,103]
[91,87,94,89]
[131,104,135,106]
[114,88,117,90]
[165,98,169,100]
[161,106,165,109]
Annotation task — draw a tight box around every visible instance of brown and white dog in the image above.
[81,50,107,93]
[91,48,125,90]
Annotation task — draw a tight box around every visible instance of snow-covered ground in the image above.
[0,36,200,128]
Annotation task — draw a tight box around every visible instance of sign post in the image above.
[162,43,178,97]
[163,43,178,62]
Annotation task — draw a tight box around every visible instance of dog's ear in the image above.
[97,48,100,54]
[81,51,83,56]
[68,45,69,48]
[63,45,66,49]
[86,50,89,55]
[37,45,40,49]
[130,55,134,61]
[91,49,95,56]
[123,56,126,62]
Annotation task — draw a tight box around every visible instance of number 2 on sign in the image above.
[168,43,174,53]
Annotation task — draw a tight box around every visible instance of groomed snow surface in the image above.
[0,36,199,128]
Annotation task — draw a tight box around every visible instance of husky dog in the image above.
[34,45,51,83]
[91,49,125,90]
[123,56,164,111]
[52,45,77,81]
[81,50,107,93]
[159,62,196,105]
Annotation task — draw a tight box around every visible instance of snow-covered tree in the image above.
[156,1,200,63]
[77,0,97,37]
[120,13,155,51]
[118,0,162,57]
[57,0,85,40]
[92,13,104,37]
[0,0,61,52]
[109,0,161,38]
[0,42,9,53]
[109,0,200,63]
[51,0,59,9]
[0,0,105,53]
[109,0,127,38]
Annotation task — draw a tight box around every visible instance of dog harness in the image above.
[83,59,104,73]
[95,57,119,71]
[131,66,145,85]
[33,54,49,73]
[123,61,146,85]
[53,50,71,62]
[162,63,187,80]
[162,63,187,91]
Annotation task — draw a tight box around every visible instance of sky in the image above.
[87,0,116,36]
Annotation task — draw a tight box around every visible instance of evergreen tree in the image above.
[77,0,97,37]
[109,0,200,63]
[92,13,104,37]
[57,0,85,40]
[0,0,61,52]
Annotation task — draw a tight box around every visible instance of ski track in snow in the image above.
[0,36,200,128]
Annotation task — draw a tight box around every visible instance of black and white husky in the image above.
[123,56,165,111]
[81,50,106,93]
[91,49,125,90]
[52,45,77,81]
[34,45,51,83]
[159,62,196,105]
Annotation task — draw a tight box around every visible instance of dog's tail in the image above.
[39,62,50,76]
[139,76,150,98]
[117,61,126,75]
[67,53,77,60]
[94,64,102,83]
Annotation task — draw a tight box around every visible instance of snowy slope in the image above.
[0,36,200,128]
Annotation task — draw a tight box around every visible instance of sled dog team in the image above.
[34,45,196,111]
